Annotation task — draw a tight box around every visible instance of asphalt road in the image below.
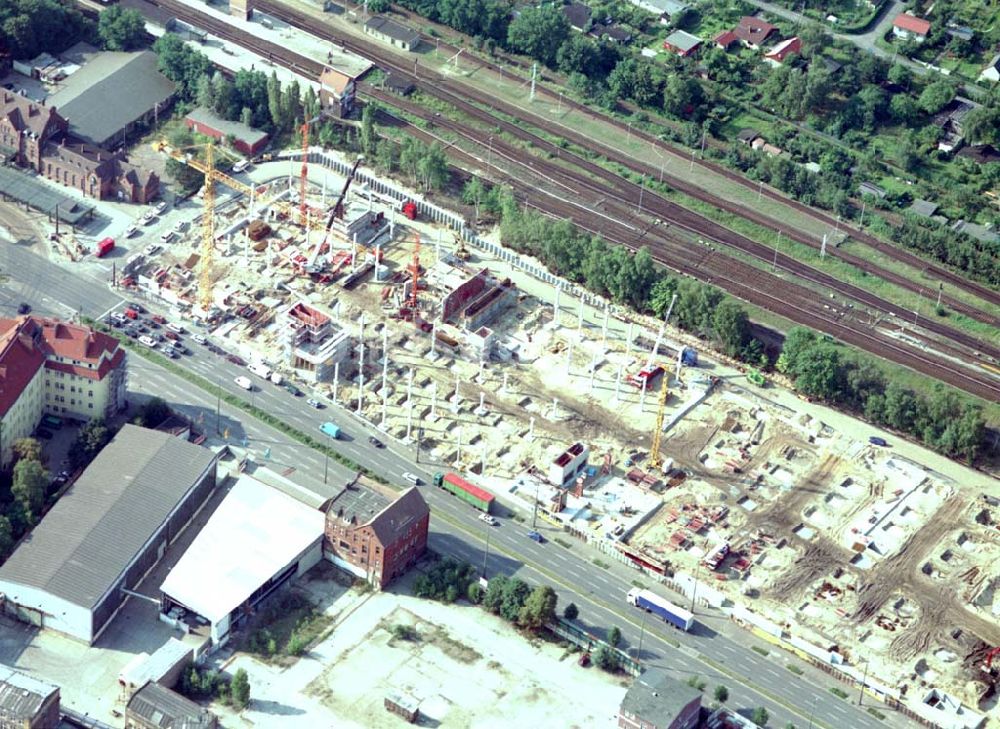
[1,246,920,729]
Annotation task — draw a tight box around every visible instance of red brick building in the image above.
[0,91,159,203]
[323,484,429,589]
[185,107,269,157]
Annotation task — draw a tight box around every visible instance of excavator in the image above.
[304,157,362,276]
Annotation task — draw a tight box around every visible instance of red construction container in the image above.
[95,237,115,258]
[401,201,418,220]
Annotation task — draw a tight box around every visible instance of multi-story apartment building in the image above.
[0,316,127,466]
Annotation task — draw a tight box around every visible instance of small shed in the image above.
[663,29,702,57]
[858,182,887,200]
[364,16,420,51]
[185,108,269,157]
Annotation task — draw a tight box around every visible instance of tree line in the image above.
[471,177,991,461]
[778,328,986,462]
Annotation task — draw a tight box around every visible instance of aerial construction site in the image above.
[106,127,1000,726]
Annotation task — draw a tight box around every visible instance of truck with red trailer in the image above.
[626,588,694,631]
[95,237,115,258]
[432,471,494,513]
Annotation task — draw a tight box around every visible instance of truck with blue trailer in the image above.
[627,588,694,631]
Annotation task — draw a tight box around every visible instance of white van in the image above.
[192,334,207,345]
[166,322,184,334]
[247,361,272,379]
[234,375,253,390]
[232,159,251,173]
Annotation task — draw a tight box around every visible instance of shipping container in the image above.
[433,472,494,512]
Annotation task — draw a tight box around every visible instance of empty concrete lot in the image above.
[214,583,628,728]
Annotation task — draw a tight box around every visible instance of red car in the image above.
[164,331,179,341]
[151,314,166,324]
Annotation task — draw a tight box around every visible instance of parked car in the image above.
[283,383,302,396]
[151,314,166,324]
[192,334,207,345]
[164,330,178,341]
[306,398,323,409]
[479,513,499,526]
[138,335,158,347]
[368,436,384,448]
[34,428,53,440]
[869,436,888,447]
[527,530,544,543]
[226,354,246,366]
[124,225,139,238]
[155,201,168,214]
[17,302,30,314]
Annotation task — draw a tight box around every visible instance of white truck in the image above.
[247,362,272,379]
[269,371,283,385]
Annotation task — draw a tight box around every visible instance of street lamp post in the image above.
[531,477,540,529]
[635,608,648,661]
[481,521,492,578]
[857,658,870,706]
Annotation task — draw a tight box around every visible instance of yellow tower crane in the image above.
[200,142,215,310]
[648,379,670,473]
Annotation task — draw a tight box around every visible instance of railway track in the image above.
[134,0,1000,399]
[371,87,1000,364]
[382,109,1000,401]
[359,0,1000,312]
[248,1,998,347]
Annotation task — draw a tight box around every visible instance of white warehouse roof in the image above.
[160,475,324,624]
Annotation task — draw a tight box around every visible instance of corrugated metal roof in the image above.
[0,663,57,719]
[0,425,216,610]
[47,50,175,147]
[126,681,216,728]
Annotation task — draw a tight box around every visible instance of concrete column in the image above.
[356,339,365,415]
[454,426,463,466]
[430,382,438,418]
[626,321,633,354]
[527,416,535,441]
[602,305,610,347]
[332,361,339,404]
[554,285,561,324]
[550,397,559,420]
[589,353,597,393]
[577,297,584,332]
[501,371,509,394]
[565,338,573,374]
[613,364,623,403]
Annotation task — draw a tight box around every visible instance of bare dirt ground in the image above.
[212,574,627,728]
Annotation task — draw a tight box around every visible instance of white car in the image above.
[479,513,499,526]
[144,243,162,256]
[155,201,168,214]
[166,322,184,334]
[402,472,421,486]
[234,375,253,391]
[232,159,251,173]
[138,335,158,347]
[141,211,156,225]
[192,334,207,345]
[159,230,176,243]
[124,225,139,238]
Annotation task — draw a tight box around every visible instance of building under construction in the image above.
[282,302,353,382]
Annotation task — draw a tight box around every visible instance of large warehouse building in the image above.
[159,474,325,647]
[0,425,218,644]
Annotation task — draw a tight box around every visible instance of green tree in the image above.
[483,574,509,613]
[961,106,1000,146]
[887,63,912,90]
[69,419,111,469]
[712,299,750,357]
[97,6,146,51]
[789,342,843,401]
[138,397,171,428]
[776,327,816,374]
[751,706,770,726]
[662,75,704,119]
[267,71,283,131]
[467,582,483,604]
[593,645,619,672]
[563,602,579,620]
[12,437,42,465]
[417,143,449,191]
[506,6,569,67]
[374,138,398,174]
[231,668,251,709]
[714,685,729,703]
[917,80,955,115]
[152,34,213,102]
[519,585,558,630]
[0,515,13,557]
[240,107,254,129]
[462,177,489,219]
[556,35,601,77]
[12,458,47,521]
[500,577,531,622]
[889,94,919,124]
[360,103,378,158]
[607,625,622,647]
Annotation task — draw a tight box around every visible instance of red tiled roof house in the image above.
[0,316,127,466]
[893,13,931,42]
